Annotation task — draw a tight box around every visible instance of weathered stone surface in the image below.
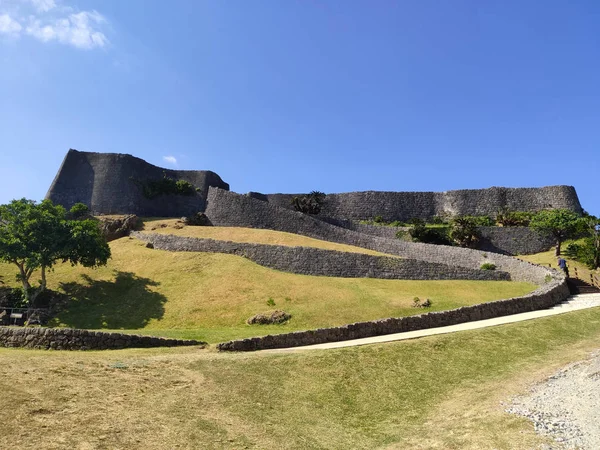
[264,186,582,222]
[46,149,229,217]
[0,327,204,351]
[98,214,139,241]
[133,232,511,281]
[326,220,556,256]
[477,227,555,255]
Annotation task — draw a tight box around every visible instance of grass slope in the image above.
[0,238,535,343]
[1,308,600,449]
[519,244,599,283]
[142,219,392,256]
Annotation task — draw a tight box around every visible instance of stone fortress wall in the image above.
[264,185,582,222]
[202,188,570,351]
[46,149,230,217]
[133,232,510,281]
[204,188,558,285]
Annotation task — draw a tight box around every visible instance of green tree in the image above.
[529,209,581,256]
[449,216,480,248]
[566,215,600,270]
[0,199,111,307]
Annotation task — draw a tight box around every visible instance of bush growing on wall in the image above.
[408,219,452,245]
[496,209,533,227]
[449,216,480,248]
[291,191,326,215]
[131,173,196,199]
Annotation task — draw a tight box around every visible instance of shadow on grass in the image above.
[50,271,166,330]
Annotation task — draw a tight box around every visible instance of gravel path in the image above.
[507,351,600,449]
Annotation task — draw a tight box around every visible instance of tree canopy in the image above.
[529,209,582,256]
[0,199,110,306]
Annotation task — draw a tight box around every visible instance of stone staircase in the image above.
[550,293,600,312]
[567,278,600,295]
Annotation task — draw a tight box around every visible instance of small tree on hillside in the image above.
[566,215,600,270]
[0,199,111,307]
[449,216,480,248]
[529,209,581,256]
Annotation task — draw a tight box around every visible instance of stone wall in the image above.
[263,185,582,222]
[133,232,511,281]
[204,188,558,285]
[477,227,555,256]
[46,149,230,217]
[324,220,555,256]
[218,279,569,351]
[0,327,204,350]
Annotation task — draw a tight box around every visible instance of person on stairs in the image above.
[557,257,569,278]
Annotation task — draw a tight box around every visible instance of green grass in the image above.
[1,307,600,449]
[519,240,599,282]
[0,237,536,343]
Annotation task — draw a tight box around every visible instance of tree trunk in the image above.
[555,239,562,256]
[15,263,31,305]
[28,266,47,308]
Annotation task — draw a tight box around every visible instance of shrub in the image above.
[449,217,480,248]
[408,220,452,245]
[412,297,432,308]
[131,173,196,199]
[266,297,276,307]
[566,239,600,270]
[291,191,326,215]
[247,310,291,325]
[480,263,496,270]
[496,209,533,227]
[470,215,495,226]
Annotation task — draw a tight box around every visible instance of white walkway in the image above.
[267,294,600,353]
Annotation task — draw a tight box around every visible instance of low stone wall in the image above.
[204,188,557,285]
[218,279,570,351]
[0,327,204,350]
[133,232,511,281]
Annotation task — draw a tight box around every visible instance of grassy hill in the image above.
[0,231,536,343]
[2,307,600,449]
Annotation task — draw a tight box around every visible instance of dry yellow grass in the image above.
[2,308,600,449]
[0,237,536,343]
[142,219,391,256]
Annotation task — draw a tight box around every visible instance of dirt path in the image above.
[507,350,600,449]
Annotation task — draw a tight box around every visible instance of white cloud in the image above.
[0,1,108,49]
[0,14,22,35]
[163,156,178,166]
[29,0,56,13]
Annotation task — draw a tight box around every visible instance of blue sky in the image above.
[1,0,598,214]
